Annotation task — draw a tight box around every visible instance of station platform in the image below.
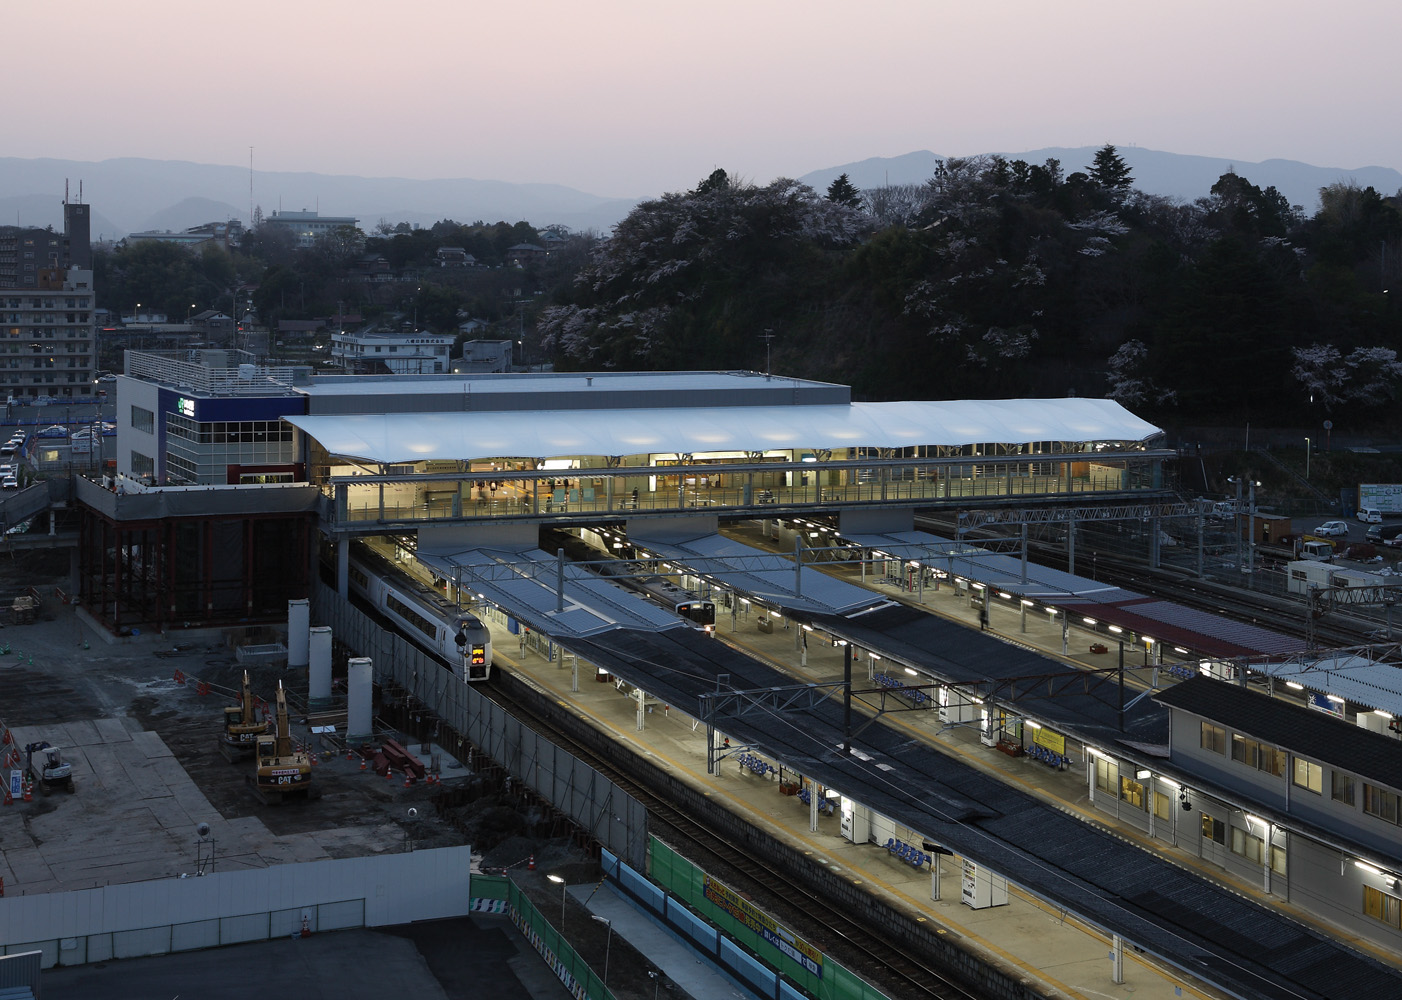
[482,604,1220,999]
[380,529,1402,1000]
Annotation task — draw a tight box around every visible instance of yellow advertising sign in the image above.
[703,874,823,977]
[1034,727,1065,755]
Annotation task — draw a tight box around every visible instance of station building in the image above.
[83,352,1169,634]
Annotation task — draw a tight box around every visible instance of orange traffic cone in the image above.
[527,854,536,871]
[359,758,367,772]
[3,786,12,806]
[2,728,11,744]
[22,780,32,803]
[174,669,185,685]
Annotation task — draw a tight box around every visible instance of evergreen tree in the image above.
[1088,144,1133,191]
[825,173,862,208]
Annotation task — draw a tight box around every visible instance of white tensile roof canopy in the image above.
[285,398,1161,466]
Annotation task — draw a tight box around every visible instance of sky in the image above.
[9,0,1401,198]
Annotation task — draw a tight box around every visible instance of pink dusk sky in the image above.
[10,0,1399,197]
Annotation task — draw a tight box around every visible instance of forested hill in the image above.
[538,151,1402,431]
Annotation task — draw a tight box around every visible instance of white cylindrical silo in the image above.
[287,598,310,668]
[346,657,373,741]
[308,626,333,706]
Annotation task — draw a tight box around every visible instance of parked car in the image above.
[1358,507,1384,524]
[1,476,18,489]
[1313,520,1349,537]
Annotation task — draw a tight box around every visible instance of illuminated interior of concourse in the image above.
[316,444,1165,523]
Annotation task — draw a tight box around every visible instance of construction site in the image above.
[0,548,671,1000]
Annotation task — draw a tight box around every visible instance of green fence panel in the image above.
[473,874,510,901]
[648,836,890,1000]
[505,880,616,1000]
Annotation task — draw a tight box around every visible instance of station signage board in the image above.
[703,874,823,977]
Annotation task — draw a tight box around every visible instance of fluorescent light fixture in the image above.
[870,653,881,661]
[801,624,813,632]
[770,610,783,619]
[998,591,1013,600]
[1143,637,1155,646]
[1173,646,1189,654]
[1158,777,1179,790]
[1046,606,1058,615]
[1326,694,1346,704]
[1108,625,1124,634]
[1083,617,1098,625]
[905,668,918,677]
[973,582,985,590]
[1355,860,1381,875]
[1285,681,1304,691]
[1136,769,1151,780]
[1025,720,1041,730]
[1085,745,1104,757]
[1021,599,1035,607]
[739,598,750,605]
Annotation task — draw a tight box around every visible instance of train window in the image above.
[1200,723,1226,754]
[1332,771,1356,805]
[386,593,438,641]
[349,566,369,589]
[1291,759,1322,795]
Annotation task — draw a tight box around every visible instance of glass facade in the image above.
[165,413,295,485]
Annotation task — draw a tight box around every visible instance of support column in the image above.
[308,626,332,708]
[336,536,349,598]
[809,781,819,832]
[346,656,373,742]
[1110,934,1124,984]
[287,598,310,669]
[1066,513,1076,576]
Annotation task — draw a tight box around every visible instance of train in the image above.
[347,552,493,680]
[545,527,717,631]
[628,573,717,631]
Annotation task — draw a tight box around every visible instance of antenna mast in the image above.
[249,147,254,229]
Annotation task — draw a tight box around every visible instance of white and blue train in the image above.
[347,554,493,681]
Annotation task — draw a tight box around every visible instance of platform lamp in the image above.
[547,873,566,929]
[591,914,613,990]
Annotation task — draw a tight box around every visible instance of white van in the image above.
[1359,508,1383,524]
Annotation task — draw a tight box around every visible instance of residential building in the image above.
[435,247,475,267]
[330,329,453,374]
[0,200,91,289]
[505,242,547,267]
[451,339,513,373]
[0,267,97,401]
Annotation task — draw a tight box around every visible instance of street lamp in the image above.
[547,873,566,929]
[1304,437,1311,479]
[591,915,612,990]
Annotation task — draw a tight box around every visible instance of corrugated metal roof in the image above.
[285,397,1162,464]
[628,529,889,617]
[1261,654,1402,716]
[562,627,1402,1000]
[844,529,1304,660]
[1154,676,1402,791]
[415,545,686,638]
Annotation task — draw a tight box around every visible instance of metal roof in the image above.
[560,626,1402,1000]
[285,397,1162,465]
[415,545,686,638]
[1259,653,1402,716]
[628,528,891,618]
[844,529,1304,660]
[1154,677,1402,792]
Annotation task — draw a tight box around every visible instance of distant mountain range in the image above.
[798,147,1402,213]
[0,156,640,239]
[1,148,1398,240]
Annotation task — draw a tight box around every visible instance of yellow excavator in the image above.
[253,681,312,803]
[220,671,269,761]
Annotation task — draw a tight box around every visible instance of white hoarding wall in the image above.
[0,846,471,968]
[1359,484,1402,513]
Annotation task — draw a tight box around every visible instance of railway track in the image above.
[480,673,990,1000]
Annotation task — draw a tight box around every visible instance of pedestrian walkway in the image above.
[570,882,756,1000]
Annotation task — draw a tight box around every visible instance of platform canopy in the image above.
[285,397,1161,465]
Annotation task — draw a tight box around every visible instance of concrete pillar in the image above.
[287,598,310,668]
[346,656,373,742]
[336,536,349,598]
[308,626,332,707]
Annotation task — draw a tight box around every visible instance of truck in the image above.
[1296,539,1336,562]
